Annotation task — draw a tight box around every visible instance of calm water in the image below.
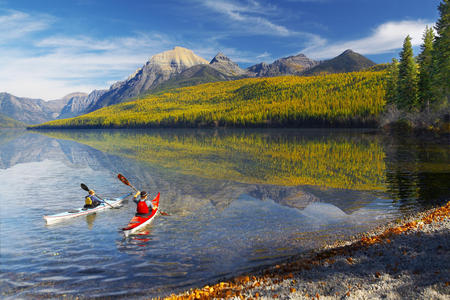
[0,128,448,298]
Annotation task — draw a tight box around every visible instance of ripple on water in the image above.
[1,129,448,299]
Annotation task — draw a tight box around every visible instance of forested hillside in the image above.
[32,71,387,129]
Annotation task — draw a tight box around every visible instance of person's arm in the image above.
[132,191,140,204]
[145,199,155,210]
[91,195,102,203]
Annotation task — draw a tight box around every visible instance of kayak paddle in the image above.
[80,183,117,209]
[117,174,170,216]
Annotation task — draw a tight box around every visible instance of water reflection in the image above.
[0,128,448,298]
[85,213,97,230]
[384,132,450,210]
[32,128,449,212]
[39,129,386,191]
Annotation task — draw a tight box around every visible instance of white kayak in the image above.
[44,192,132,224]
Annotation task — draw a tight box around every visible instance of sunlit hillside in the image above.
[32,71,387,129]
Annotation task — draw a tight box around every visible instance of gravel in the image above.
[169,202,450,300]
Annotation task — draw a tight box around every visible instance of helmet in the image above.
[140,191,147,198]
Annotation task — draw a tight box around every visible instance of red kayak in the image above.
[122,192,160,237]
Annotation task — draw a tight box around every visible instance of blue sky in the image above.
[0,0,441,100]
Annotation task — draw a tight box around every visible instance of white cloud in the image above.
[0,10,54,42]
[0,11,176,100]
[200,0,292,36]
[302,20,434,59]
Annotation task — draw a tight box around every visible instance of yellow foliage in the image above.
[33,71,387,129]
[40,129,386,190]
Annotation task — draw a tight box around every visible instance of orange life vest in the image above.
[137,200,150,214]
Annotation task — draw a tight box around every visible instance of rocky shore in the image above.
[167,201,450,299]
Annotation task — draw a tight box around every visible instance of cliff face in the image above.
[87,47,209,112]
[58,90,105,119]
[209,52,246,76]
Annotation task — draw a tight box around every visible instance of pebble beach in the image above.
[168,201,450,299]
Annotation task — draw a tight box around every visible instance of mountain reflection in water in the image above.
[0,128,448,298]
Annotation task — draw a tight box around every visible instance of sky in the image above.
[0,0,441,100]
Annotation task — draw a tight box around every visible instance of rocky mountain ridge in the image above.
[209,52,246,76]
[247,53,319,77]
[0,92,69,124]
[3,47,376,124]
[86,46,209,112]
[58,90,106,119]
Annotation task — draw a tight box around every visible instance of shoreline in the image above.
[167,201,450,299]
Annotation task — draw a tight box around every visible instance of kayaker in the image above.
[133,191,155,216]
[83,190,102,209]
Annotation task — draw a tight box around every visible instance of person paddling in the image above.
[133,191,155,216]
[83,190,102,209]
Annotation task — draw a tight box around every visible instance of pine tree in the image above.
[386,58,399,105]
[432,0,450,105]
[397,35,418,110]
[417,26,435,112]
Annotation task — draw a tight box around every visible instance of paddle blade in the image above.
[81,183,89,191]
[160,211,170,216]
[117,174,130,186]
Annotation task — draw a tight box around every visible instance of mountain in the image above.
[0,92,69,124]
[209,52,246,76]
[0,113,26,128]
[58,90,105,119]
[148,52,245,93]
[246,62,271,77]
[149,64,238,93]
[247,53,319,77]
[3,48,377,123]
[86,46,209,112]
[303,49,376,75]
[33,71,386,129]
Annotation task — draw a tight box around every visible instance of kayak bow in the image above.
[43,192,132,224]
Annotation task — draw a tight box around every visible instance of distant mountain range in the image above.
[0,92,68,124]
[1,47,376,124]
[247,53,319,77]
[0,113,27,128]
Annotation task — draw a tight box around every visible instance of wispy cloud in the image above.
[302,20,433,59]
[0,10,54,42]
[200,0,292,36]
[0,10,175,100]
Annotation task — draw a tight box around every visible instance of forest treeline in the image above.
[31,71,387,129]
[384,0,449,129]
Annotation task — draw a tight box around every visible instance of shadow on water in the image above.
[383,131,450,211]
[0,128,448,298]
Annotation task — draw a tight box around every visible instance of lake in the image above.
[0,128,448,298]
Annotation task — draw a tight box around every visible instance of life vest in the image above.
[137,200,150,214]
[85,196,93,206]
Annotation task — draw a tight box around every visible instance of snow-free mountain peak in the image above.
[87,46,209,111]
[209,52,245,76]
[246,53,318,77]
[148,46,209,71]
